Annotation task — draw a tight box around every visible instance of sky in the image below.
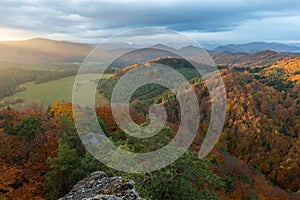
[0,0,300,48]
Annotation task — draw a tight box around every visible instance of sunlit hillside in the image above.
[1,39,300,200]
[0,38,111,63]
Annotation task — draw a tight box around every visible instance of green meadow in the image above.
[1,74,112,109]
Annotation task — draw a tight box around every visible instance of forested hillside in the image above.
[1,50,300,199]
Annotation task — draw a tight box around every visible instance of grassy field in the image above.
[1,74,112,109]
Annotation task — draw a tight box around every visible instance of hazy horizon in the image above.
[0,0,299,48]
[2,37,300,50]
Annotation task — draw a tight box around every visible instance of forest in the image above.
[2,0,300,198]
[0,66,78,99]
[1,55,300,199]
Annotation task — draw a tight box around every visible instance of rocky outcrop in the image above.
[59,171,143,200]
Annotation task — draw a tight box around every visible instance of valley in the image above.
[1,38,300,200]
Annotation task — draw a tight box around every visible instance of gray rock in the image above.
[59,171,143,200]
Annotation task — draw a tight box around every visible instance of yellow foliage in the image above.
[285,158,293,164]
[50,101,73,121]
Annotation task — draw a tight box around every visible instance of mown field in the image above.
[0,74,112,109]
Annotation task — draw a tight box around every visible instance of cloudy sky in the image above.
[1,0,300,48]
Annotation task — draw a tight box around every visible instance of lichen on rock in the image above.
[59,171,143,200]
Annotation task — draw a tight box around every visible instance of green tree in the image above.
[132,151,224,200]
[44,143,84,200]
[14,116,42,139]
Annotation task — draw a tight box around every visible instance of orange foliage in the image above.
[0,108,62,199]
[96,104,146,132]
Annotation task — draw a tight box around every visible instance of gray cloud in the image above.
[0,0,299,45]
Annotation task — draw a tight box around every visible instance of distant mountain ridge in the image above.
[214,42,300,54]
[1,38,299,67]
[0,38,111,63]
[211,50,286,68]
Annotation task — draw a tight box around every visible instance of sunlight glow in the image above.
[0,26,41,41]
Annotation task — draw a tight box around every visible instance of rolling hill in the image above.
[2,39,300,199]
[211,50,286,68]
[0,38,111,63]
[214,42,300,54]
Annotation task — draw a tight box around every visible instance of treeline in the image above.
[0,61,80,71]
[0,68,42,98]
[0,67,78,99]
[35,70,78,84]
